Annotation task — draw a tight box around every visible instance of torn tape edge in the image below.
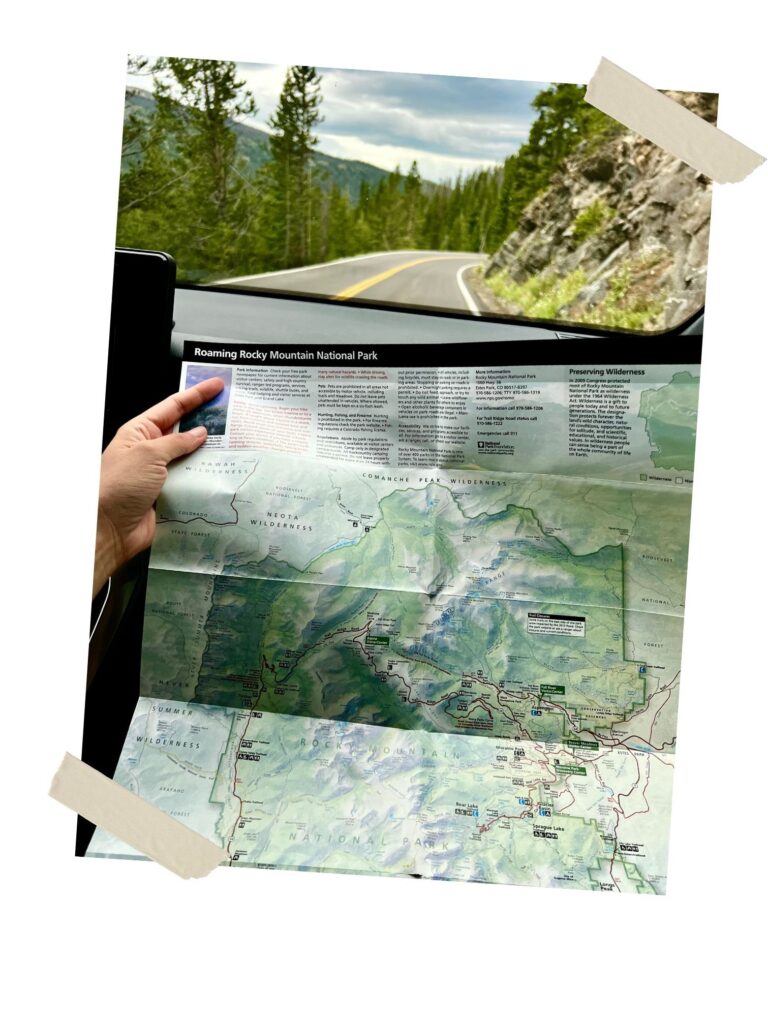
[586,56,764,184]
[50,752,226,879]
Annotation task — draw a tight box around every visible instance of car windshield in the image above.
[120,57,716,333]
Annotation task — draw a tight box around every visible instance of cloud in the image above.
[317,93,531,157]
[318,135,498,184]
[125,57,546,182]
[240,63,544,179]
[235,64,290,122]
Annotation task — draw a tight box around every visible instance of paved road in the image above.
[214,250,489,315]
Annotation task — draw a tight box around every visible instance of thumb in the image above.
[148,425,208,465]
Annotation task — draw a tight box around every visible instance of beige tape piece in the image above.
[586,57,764,184]
[50,752,226,879]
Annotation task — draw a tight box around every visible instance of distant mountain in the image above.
[124,88,390,200]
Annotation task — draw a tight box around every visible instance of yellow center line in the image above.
[333,255,469,300]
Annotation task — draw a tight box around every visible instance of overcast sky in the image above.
[126,60,546,183]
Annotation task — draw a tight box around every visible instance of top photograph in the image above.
[119,57,716,334]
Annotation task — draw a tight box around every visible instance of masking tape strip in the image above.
[585,57,764,184]
[50,752,226,879]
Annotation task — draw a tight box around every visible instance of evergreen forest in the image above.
[117,58,619,282]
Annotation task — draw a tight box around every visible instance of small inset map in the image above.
[639,371,699,471]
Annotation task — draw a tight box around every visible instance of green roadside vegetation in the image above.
[487,248,670,331]
[571,199,616,243]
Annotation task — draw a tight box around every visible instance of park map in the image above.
[88,346,699,894]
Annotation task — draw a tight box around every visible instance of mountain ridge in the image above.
[125,87,392,199]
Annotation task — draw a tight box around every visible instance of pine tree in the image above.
[324,185,354,260]
[157,58,257,217]
[265,66,324,268]
[403,161,423,248]
[485,83,619,250]
[353,179,375,253]
[117,57,260,278]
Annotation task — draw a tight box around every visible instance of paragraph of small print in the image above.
[527,613,586,638]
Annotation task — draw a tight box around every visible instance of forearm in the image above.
[93,513,123,598]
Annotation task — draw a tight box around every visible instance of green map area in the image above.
[89,365,698,895]
[639,371,699,471]
[87,698,673,894]
[142,452,688,753]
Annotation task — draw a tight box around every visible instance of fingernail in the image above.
[190,426,207,438]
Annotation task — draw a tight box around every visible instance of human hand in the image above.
[93,377,225,596]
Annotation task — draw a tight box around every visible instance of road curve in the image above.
[214,250,489,315]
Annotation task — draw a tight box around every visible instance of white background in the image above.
[3,2,765,1020]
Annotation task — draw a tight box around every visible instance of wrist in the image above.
[93,511,123,597]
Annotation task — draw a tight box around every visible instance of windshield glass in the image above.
[120,57,716,333]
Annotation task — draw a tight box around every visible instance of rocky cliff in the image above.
[482,92,716,331]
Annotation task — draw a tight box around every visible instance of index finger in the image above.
[138,377,226,434]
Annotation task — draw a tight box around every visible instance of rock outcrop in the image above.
[484,93,716,330]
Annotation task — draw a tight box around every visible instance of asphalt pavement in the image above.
[214,250,489,314]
